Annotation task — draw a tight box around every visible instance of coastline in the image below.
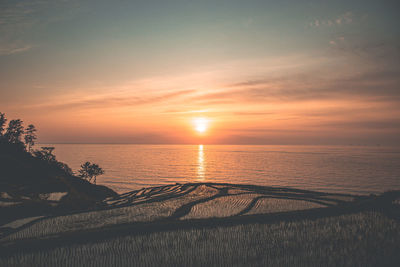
[42,143,400,196]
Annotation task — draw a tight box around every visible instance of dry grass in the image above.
[182,194,261,219]
[1,212,399,267]
[1,183,399,266]
[2,185,218,241]
[246,198,324,215]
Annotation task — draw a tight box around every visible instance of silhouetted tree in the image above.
[5,119,24,144]
[78,161,104,184]
[79,162,91,180]
[33,147,56,162]
[24,124,37,152]
[0,112,6,136]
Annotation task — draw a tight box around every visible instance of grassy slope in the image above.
[1,183,399,266]
[1,211,399,267]
[0,143,117,224]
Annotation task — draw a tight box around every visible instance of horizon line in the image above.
[36,143,392,147]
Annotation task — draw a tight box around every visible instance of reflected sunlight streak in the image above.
[197,144,205,181]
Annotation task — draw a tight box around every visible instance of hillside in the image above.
[0,141,117,225]
[1,183,399,266]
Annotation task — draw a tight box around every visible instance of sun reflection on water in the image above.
[197,144,205,181]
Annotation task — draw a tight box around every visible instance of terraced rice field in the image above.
[1,183,399,266]
[2,183,348,242]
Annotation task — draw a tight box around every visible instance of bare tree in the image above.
[78,161,105,184]
[24,124,37,152]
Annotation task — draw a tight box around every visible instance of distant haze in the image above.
[1,0,399,145]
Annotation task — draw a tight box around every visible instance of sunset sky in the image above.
[1,0,399,145]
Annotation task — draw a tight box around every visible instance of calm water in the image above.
[43,144,400,195]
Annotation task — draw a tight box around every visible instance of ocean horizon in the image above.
[39,144,400,195]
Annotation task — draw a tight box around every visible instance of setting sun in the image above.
[193,118,209,133]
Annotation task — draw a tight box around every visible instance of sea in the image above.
[41,144,400,195]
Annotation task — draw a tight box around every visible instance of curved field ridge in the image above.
[0,183,374,242]
[0,183,399,266]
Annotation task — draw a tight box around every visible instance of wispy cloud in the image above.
[310,12,354,27]
[335,12,353,25]
[0,0,81,56]
[232,111,274,116]
[25,89,197,111]
[188,40,400,108]
[317,119,400,130]
[0,43,32,55]
[329,41,400,67]
[189,69,400,105]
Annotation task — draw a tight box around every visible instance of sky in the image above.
[0,0,399,145]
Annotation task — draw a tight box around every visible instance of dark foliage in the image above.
[0,112,6,135]
[78,162,105,184]
[0,112,117,221]
[33,147,56,162]
[4,119,24,145]
[24,124,37,152]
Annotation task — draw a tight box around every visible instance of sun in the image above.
[193,117,209,133]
